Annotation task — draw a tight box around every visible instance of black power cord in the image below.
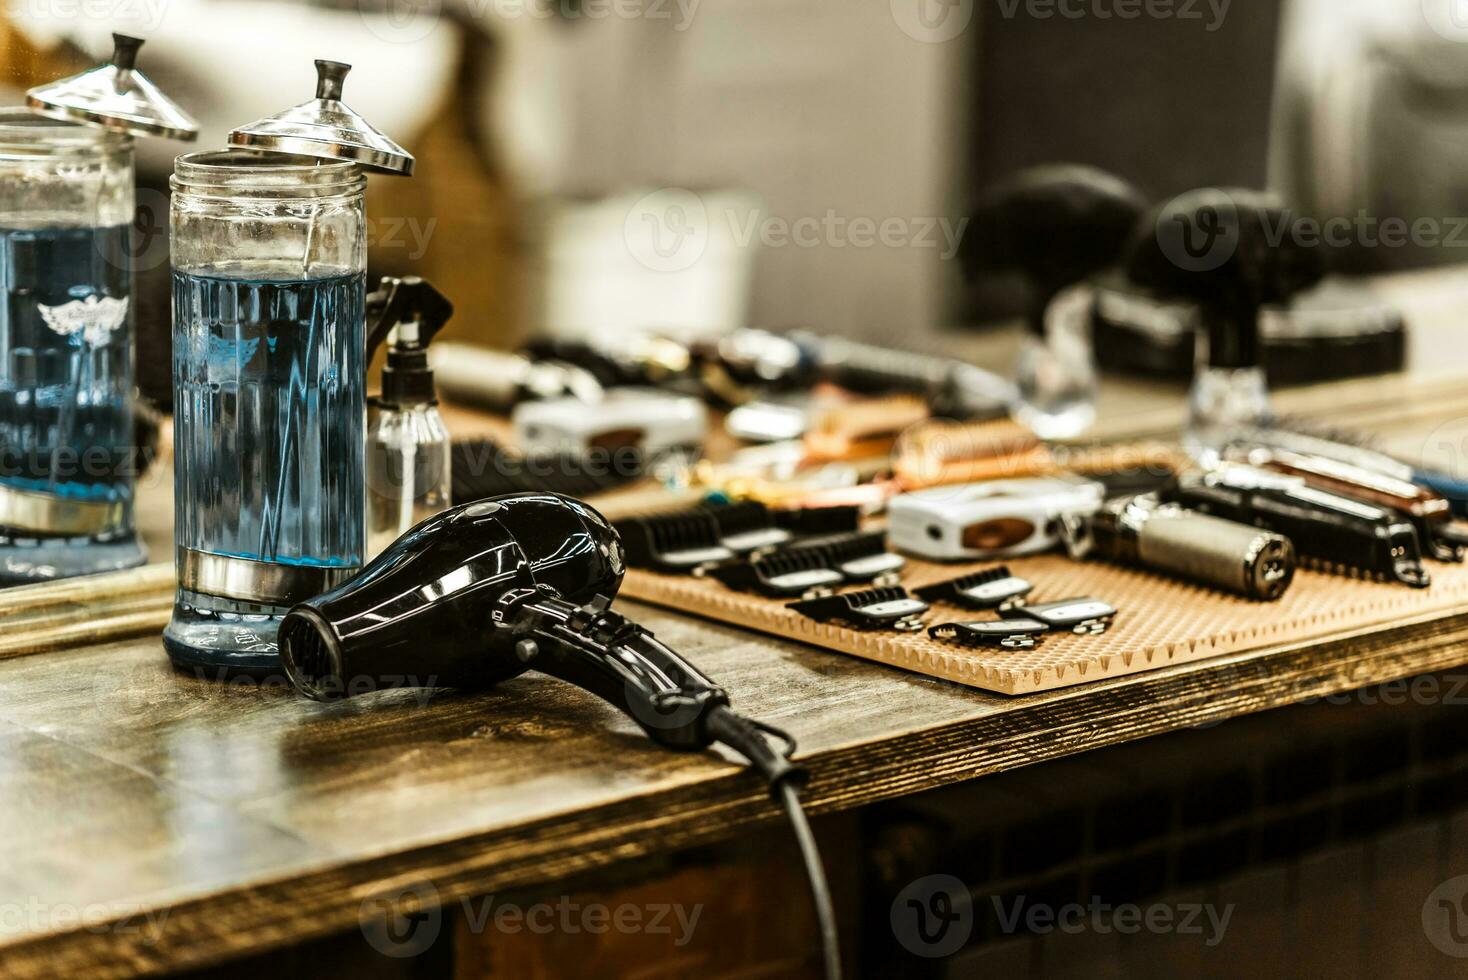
[704,707,841,980]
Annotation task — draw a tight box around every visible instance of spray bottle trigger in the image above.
[366,275,455,359]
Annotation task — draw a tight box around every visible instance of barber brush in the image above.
[1126,188,1328,465]
[962,164,1148,439]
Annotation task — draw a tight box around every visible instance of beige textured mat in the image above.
[621,556,1468,695]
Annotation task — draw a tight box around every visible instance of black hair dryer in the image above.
[280,493,790,761]
[279,492,840,977]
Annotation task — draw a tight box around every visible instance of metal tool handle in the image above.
[1136,509,1295,601]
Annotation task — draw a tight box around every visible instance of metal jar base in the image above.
[0,530,147,588]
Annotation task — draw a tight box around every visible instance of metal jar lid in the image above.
[26,33,199,141]
[227,60,414,176]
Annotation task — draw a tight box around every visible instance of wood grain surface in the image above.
[2,599,1468,976]
[5,363,1468,975]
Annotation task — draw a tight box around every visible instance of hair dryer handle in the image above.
[503,591,730,750]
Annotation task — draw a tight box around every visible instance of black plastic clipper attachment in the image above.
[709,553,843,598]
[707,501,796,552]
[930,619,1050,651]
[706,530,903,598]
[617,510,733,572]
[914,566,1034,611]
[617,502,862,574]
[788,587,929,632]
[1016,598,1118,636]
[705,500,862,549]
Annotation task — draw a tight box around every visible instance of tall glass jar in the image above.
[0,110,146,585]
[164,150,367,677]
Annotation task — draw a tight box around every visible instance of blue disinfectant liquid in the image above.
[0,223,145,585]
[164,267,365,677]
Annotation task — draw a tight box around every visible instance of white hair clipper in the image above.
[887,476,1105,561]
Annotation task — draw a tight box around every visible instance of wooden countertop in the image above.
[7,351,1468,976]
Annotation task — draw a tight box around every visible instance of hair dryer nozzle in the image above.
[279,606,347,700]
[279,493,626,700]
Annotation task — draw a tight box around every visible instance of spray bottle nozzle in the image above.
[367,275,454,406]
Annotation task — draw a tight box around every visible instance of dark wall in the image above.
[972,1,1286,200]
[957,2,1286,325]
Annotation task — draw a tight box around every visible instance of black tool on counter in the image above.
[1231,422,1468,521]
[1126,188,1329,463]
[961,165,1147,437]
[708,500,797,552]
[617,502,862,574]
[1165,467,1430,588]
[430,342,606,412]
[276,493,840,980]
[522,337,680,391]
[696,328,1014,420]
[788,586,930,632]
[914,566,1034,611]
[929,619,1050,651]
[708,501,861,552]
[706,530,904,598]
[617,510,733,572]
[1087,494,1297,601]
[1090,274,1406,385]
[962,164,1146,341]
[788,332,1014,421]
[1224,441,1468,564]
[1016,598,1118,635]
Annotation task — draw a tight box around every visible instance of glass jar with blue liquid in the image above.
[164,151,369,675]
[0,36,198,580]
[163,59,414,677]
[0,111,144,585]
[0,34,198,584]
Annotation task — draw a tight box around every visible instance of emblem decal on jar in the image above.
[37,295,128,348]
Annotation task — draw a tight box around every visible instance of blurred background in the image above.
[12,4,1468,975]
[6,0,1468,407]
